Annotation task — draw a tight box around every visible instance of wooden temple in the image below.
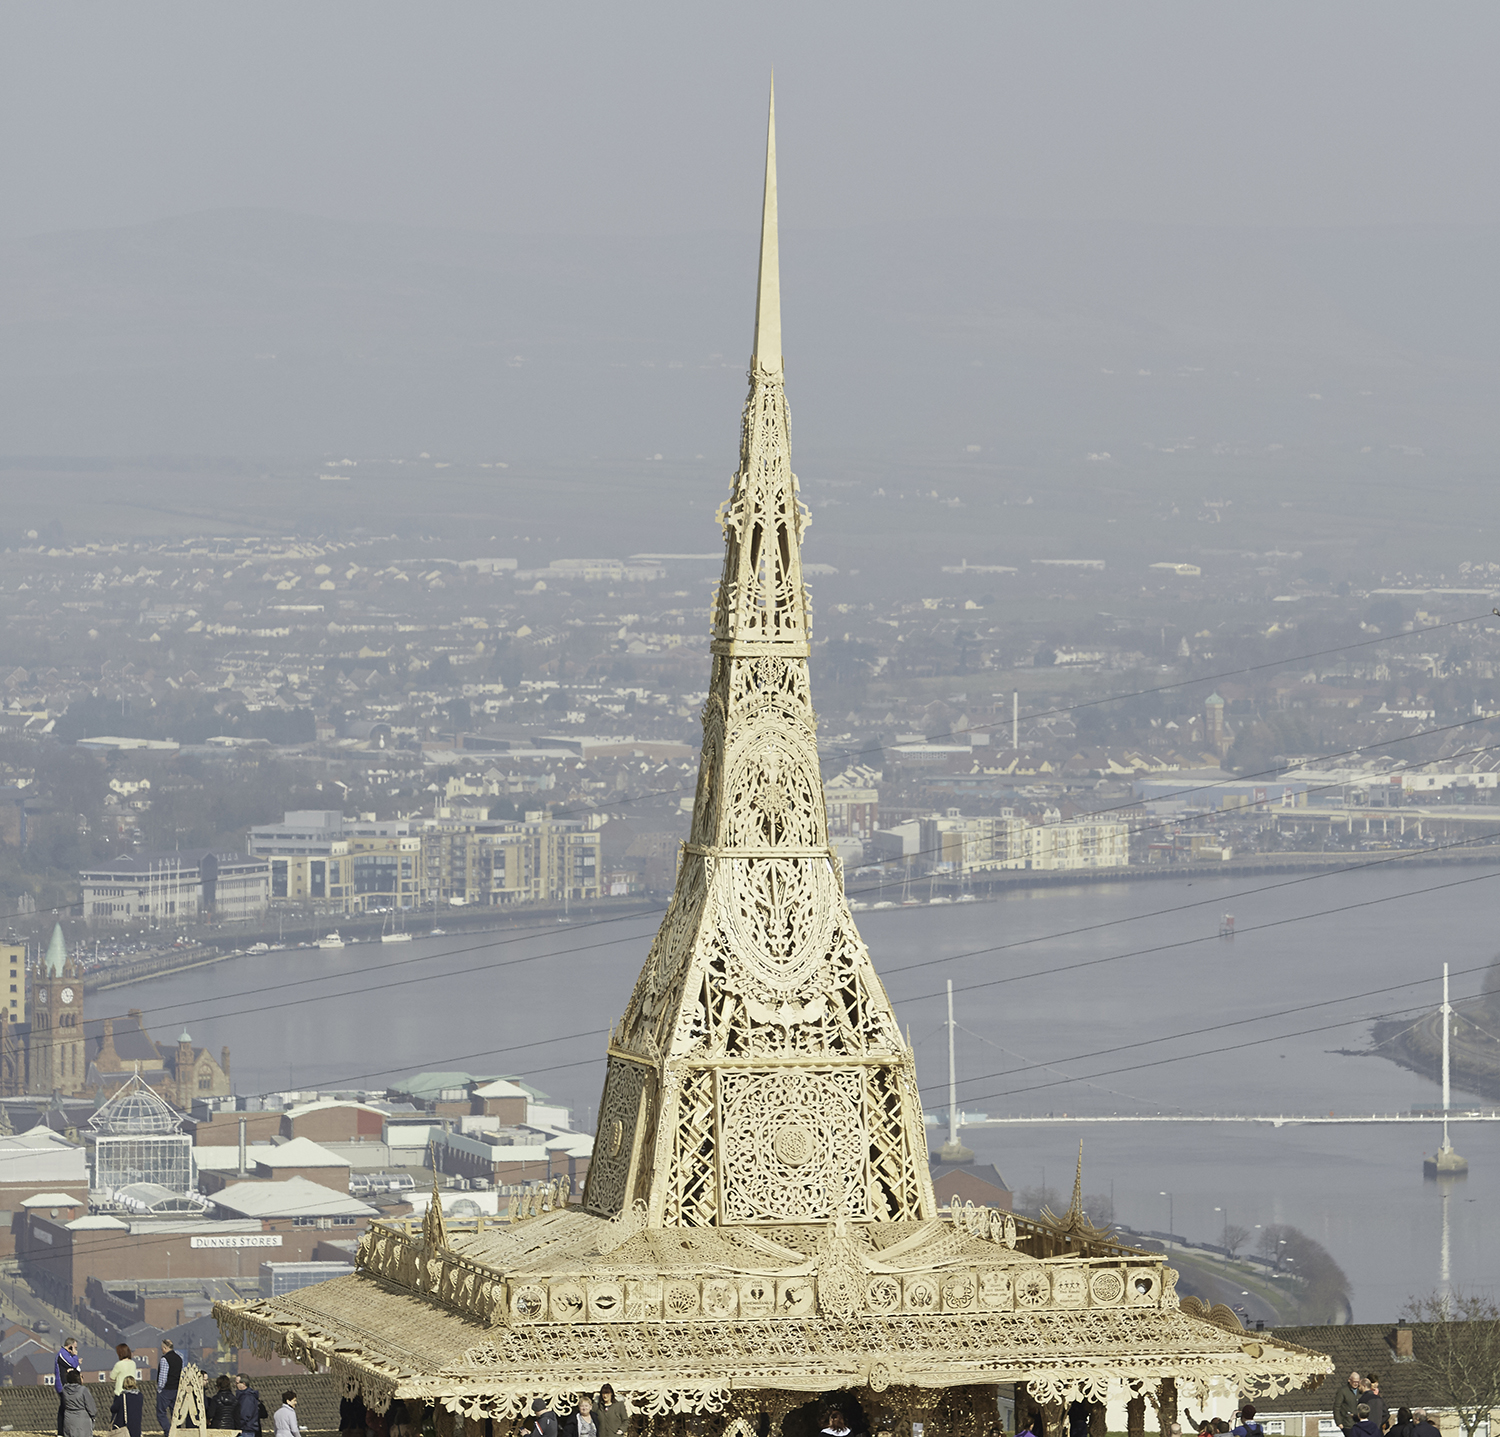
[215,83,1330,1436]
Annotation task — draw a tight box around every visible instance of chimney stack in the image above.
[1395,1327,1414,1359]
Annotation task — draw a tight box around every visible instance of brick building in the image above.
[17,1178,376,1311]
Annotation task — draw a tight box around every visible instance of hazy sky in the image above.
[5,3,1500,242]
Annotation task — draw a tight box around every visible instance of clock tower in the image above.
[31,924,84,1095]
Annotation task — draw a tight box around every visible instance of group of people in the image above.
[502,1385,634,1437]
[204,1374,299,1437]
[1335,1370,1443,1437]
[333,1383,632,1437]
[49,1336,297,1437]
[52,1335,186,1437]
[46,1361,1451,1437]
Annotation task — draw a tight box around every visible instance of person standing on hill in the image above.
[207,1376,239,1430]
[53,1336,81,1436]
[118,1377,144,1437]
[157,1338,184,1437]
[110,1345,137,1431]
[1363,1377,1387,1433]
[237,1375,268,1437]
[528,1398,558,1437]
[273,1391,300,1437]
[1334,1372,1363,1437]
[59,1369,97,1437]
[594,1387,627,1437]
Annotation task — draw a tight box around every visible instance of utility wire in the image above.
[100,722,1500,1035]
[899,863,1500,1011]
[918,963,1499,1103]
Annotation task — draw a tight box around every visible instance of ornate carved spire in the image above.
[713,81,809,660]
[583,88,933,1230]
[1040,1139,1113,1242]
[421,1148,449,1250]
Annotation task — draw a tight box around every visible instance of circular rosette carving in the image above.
[1089,1268,1125,1306]
[1014,1266,1051,1308]
[701,1279,738,1319]
[865,1276,900,1315]
[663,1280,700,1318]
[510,1283,547,1321]
[721,725,823,849]
[715,855,836,997]
[719,1069,867,1223]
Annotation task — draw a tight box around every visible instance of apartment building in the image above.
[80,852,270,927]
[422,809,601,908]
[919,809,1130,874]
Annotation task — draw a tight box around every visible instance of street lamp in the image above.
[1159,1190,1173,1245]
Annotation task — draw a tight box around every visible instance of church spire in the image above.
[751,78,781,375]
[43,924,66,977]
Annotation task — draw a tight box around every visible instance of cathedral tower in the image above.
[31,924,85,1095]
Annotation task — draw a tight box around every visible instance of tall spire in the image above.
[752,77,781,375]
[44,924,66,977]
[582,91,932,1229]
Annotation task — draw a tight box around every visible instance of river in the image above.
[112,860,1500,1320]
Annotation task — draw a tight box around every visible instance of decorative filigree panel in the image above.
[720,726,823,848]
[719,1068,866,1223]
[714,855,835,995]
[583,1059,651,1218]
[662,1066,717,1226]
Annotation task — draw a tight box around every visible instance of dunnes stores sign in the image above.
[189,1234,283,1250]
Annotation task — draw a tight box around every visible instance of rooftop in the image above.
[213,1176,377,1220]
[89,1072,184,1135]
[254,1136,350,1169]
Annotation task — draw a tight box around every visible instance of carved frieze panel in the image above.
[719,1068,867,1223]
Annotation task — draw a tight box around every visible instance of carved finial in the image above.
[1038,1138,1113,1244]
[421,1144,449,1250]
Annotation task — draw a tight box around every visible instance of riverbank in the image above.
[1371,953,1500,1102]
[81,843,1500,996]
[80,897,664,994]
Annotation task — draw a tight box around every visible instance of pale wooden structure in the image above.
[215,86,1330,1435]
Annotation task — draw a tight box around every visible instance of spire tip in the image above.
[751,81,782,374]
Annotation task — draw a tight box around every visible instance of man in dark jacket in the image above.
[1362,1377,1387,1433]
[529,1398,559,1437]
[157,1338,184,1437]
[1332,1372,1362,1437]
[237,1375,267,1437]
[1411,1412,1440,1437]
